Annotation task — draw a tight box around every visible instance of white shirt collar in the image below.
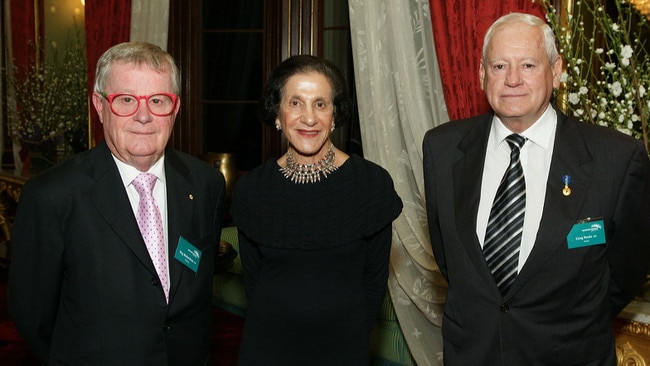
[113,155,166,188]
[491,104,557,150]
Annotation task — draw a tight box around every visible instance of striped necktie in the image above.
[483,134,526,296]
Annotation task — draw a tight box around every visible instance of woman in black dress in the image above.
[231,55,402,365]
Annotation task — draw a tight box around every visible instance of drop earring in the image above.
[275,123,281,131]
[330,123,335,133]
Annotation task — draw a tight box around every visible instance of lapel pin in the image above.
[188,194,194,200]
[562,175,571,196]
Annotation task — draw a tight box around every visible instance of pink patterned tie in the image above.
[132,172,169,302]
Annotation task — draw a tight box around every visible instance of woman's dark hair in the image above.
[259,55,352,129]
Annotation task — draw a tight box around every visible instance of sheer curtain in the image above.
[348,1,449,364]
[130,0,170,50]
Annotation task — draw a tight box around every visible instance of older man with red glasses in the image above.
[9,42,225,365]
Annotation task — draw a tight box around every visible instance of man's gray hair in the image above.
[482,12,559,65]
[94,42,180,95]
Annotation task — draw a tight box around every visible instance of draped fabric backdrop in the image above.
[130,0,170,51]
[348,1,449,364]
[6,1,38,80]
[85,0,132,146]
[429,0,546,120]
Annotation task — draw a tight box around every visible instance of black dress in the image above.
[231,154,402,366]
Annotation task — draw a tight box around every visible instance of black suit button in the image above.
[500,304,510,313]
[151,278,160,287]
[163,323,171,332]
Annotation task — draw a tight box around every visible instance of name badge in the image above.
[567,218,606,249]
[174,236,202,273]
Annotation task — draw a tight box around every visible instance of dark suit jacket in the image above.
[8,141,225,365]
[423,108,650,366]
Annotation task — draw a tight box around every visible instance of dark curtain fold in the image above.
[9,1,40,79]
[429,0,546,120]
[85,0,132,146]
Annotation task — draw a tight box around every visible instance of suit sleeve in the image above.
[607,140,650,316]
[8,180,64,363]
[423,132,448,280]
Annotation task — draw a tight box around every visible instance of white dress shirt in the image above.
[476,105,557,272]
[114,156,170,275]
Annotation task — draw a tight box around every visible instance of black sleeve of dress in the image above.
[363,223,393,332]
[238,231,263,298]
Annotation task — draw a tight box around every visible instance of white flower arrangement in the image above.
[536,0,649,152]
[7,27,89,164]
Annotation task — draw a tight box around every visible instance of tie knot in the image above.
[132,172,157,196]
[506,134,526,151]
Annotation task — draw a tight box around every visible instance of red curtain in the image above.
[85,0,132,146]
[9,1,41,79]
[429,0,546,120]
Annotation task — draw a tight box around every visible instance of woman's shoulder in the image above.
[341,154,403,220]
[344,154,397,190]
[234,159,278,190]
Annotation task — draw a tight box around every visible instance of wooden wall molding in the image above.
[167,0,201,156]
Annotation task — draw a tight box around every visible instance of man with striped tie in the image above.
[423,12,650,366]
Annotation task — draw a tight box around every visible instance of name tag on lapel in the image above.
[567,218,606,249]
[174,236,202,273]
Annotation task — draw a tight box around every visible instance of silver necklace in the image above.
[280,144,338,184]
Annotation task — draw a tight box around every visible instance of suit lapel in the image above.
[509,111,594,296]
[453,115,497,289]
[88,143,160,277]
[164,150,194,303]
[88,144,197,304]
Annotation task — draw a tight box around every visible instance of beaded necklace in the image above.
[280,144,338,184]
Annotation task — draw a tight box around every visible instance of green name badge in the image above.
[567,219,606,249]
[174,236,202,273]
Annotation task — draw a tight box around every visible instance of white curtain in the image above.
[348,0,449,364]
[130,0,169,51]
